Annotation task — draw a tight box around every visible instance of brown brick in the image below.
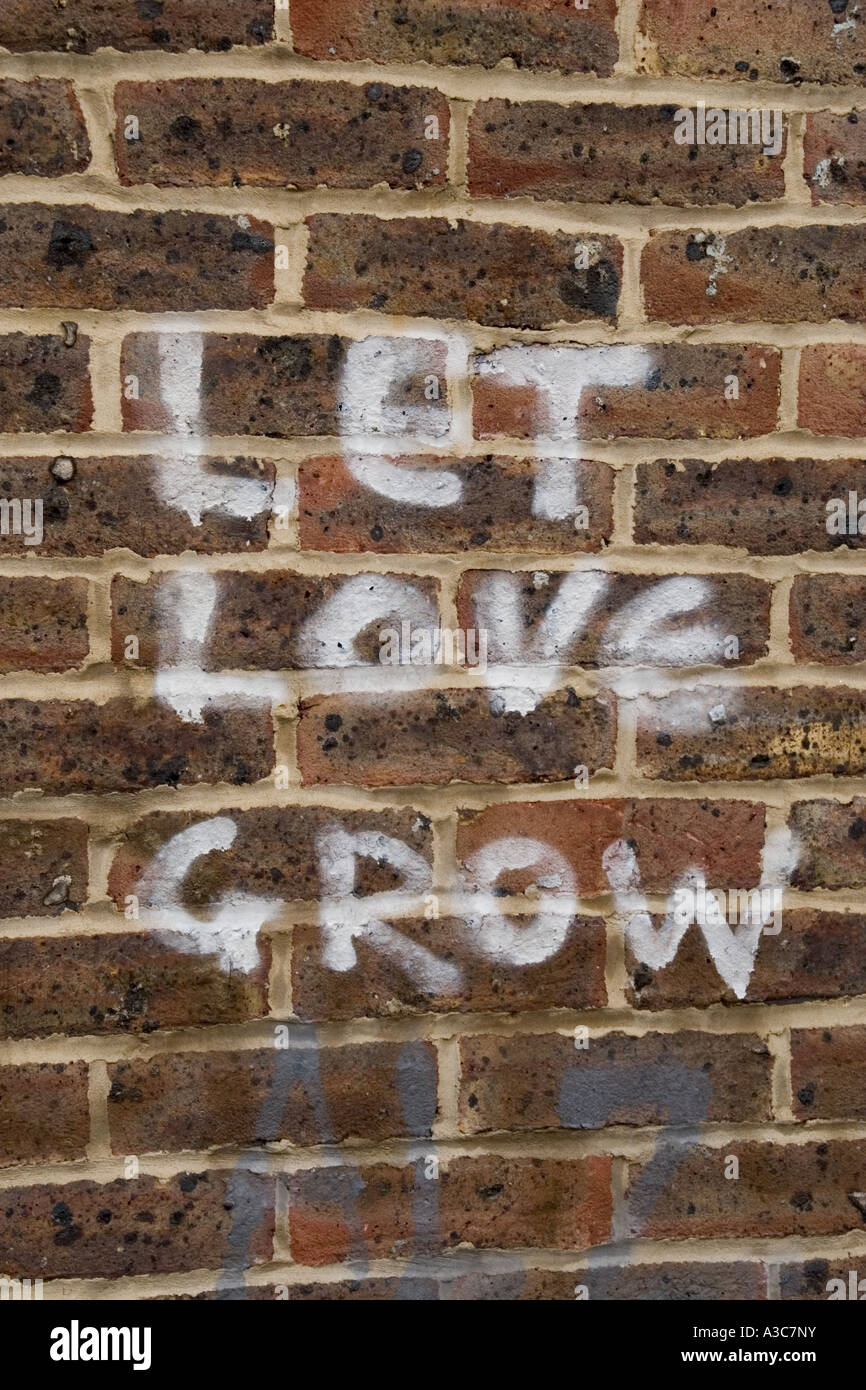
[0,1,273,53]
[469,100,786,207]
[457,569,770,667]
[626,1140,866,1240]
[472,344,780,440]
[643,227,866,325]
[790,576,866,663]
[635,458,866,554]
[799,345,866,436]
[115,80,449,190]
[297,688,616,787]
[571,1262,766,1301]
[298,454,614,553]
[459,1032,773,1134]
[0,205,273,311]
[789,799,866,890]
[0,1171,274,1280]
[779,1257,866,1301]
[0,456,274,557]
[627,911,866,1011]
[792,1027,866,1121]
[0,333,92,433]
[107,1041,438,1153]
[291,0,619,75]
[0,80,89,176]
[0,1062,89,1166]
[0,819,87,918]
[637,685,866,782]
[107,806,433,910]
[0,578,88,671]
[292,914,607,1021]
[121,333,449,438]
[638,0,866,86]
[111,570,440,669]
[304,215,622,329]
[287,1154,612,1265]
[0,931,269,1039]
[457,798,765,898]
[804,111,866,205]
[0,698,273,795]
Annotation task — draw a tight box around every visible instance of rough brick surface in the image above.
[0,80,90,176]
[799,345,866,436]
[0,334,92,432]
[792,1027,866,1120]
[0,2,273,53]
[804,112,866,205]
[0,819,87,918]
[789,799,866,890]
[0,578,88,670]
[790,576,866,662]
[0,1062,89,1166]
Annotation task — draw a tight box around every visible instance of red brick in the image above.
[291,0,619,75]
[0,931,269,1039]
[789,799,866,890]
[297,688,616,787]
[799,346,866,436]
[0,1171,274,1279]
[459,1031,773,1134]
[0,578,88,671]
[638,0,866,85]
[0,819,87,918]
[790,576,866,663]
[298,454,614,553]
[115,80,449,190]
[0,80,89,176]
[0,698,273,795]
[0,204,273,311]
[636,684,866,782]
[287,1154,612,1265]
[457,798,765,898]
[472,344,780,440]
[107,1042,438,1152]
[0,1062,89,1166]
[0,1,273,53]
[457,569,770,667]
[304,214,622,329]
[792,1027,866,1121]
[804,112,866,205]
[779,1257,866,1300]
[0,333,92,433]
[643,227,866,325]
[469,100,786,206]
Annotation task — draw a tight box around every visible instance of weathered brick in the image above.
[627,911,866,1010]
[792,1027,866,1121]
[121,333,448,438]
[459,1032,773,1134]
[804,111,866,204]
[637,685,866,781]
[0,1171,274,1279]
[626,1140,866,1240]
[287,1154,612,1265]
[790,576,866,663]
[569,1262,766,1301]
[789,798,866,890]
[799,345,866,436]
[0,699,273,795]
[472,344,780,440]
[304,215,622,329]
[0,80,89,176]
[0,819,87,918]
[291,0,619,75]
[635,457,866,554]
[457,798,765,897]
[107,807,433,910]
[115,80,449,190]
[469,100,786,206]
[0,333,92,433]
[0,931,269,1039]
[779,1257,866,1301]
[0,1,273,53]
[637,0,866,86]
[292,914,607,1021]
[107,1041,438,1152]
[111,570,440,669]
[643,227,866,324]
[0,1062,89,1166]
[0,205,273,311]
[297,688,616,786]
[298,454,614,553]
[457,569,770,667]
[0,578,88,671]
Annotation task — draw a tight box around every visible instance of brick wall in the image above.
[1,0,866,1302]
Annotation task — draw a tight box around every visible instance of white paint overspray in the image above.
[460,837,577,966]
[473,343,650,441]
[295,574,439,669]
[339,337,457,441]
[599,576,726,667]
